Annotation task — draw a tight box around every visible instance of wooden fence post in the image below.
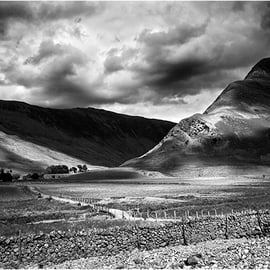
[256,210,265,236]
[225,215,229,239]
[18,230,22,267]
[182,218,188,246]
[201,210,204,217]
[196,211,198,220]
[214,209,217,217]
[155,212,158,222]
[174,210,177,220]
[164,211,167,219]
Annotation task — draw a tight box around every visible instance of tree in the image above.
[82,164,88,172]
[77,165,83,172]
[12,174,21,180]
[31,173,40,180]
[70,167,77,173]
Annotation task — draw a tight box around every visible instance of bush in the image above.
[31,173,40,180]
[77,164,88,172]
[12,174,21,180]
[69,167,77,173]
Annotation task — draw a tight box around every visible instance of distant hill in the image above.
[0,100,174,172]
[123,58,270,176]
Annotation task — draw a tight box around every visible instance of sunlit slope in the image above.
[0,131,100,173]
[123,58,270,175]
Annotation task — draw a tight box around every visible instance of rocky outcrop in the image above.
[123,58,270,175]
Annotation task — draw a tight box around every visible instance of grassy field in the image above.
[32,175,270,217]
[2,174,270,236]
[0,184,34,201]
[0,183,146,237]
[63,168,145,181]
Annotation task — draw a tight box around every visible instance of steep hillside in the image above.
[0,101,174,172]
[123,58,270,176]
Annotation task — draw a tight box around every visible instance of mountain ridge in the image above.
[0,100,174,172]
[123,57,270,176]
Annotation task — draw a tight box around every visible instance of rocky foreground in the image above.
[54,236,270,269]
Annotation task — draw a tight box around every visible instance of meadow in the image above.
[0,184,145,236]
[32,174,270,217]
[1,174,270,236]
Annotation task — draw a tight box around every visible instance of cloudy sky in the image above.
[0,1,270,122]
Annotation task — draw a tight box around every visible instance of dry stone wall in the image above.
[1,212,270,268]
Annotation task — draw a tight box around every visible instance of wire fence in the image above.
[65,195,270,223]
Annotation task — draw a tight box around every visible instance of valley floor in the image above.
[31,174,270,219]
[1,174,270,269]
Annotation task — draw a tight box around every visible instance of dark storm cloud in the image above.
[140,58,209,87]
[0,2,33,37]
[134,48,262,95]
[0,2,101,37]
[0,2,33,20]
[104,56,123,74]
[116,2,270,102]
[231,1,246,12]
[260,2,270,30]
[40,58,111,107]
[17,44,134,107]
[2,1,270,118]
[37,2,102,21]
[0,1,100,22]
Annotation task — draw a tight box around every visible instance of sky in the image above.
[0,1,270,122]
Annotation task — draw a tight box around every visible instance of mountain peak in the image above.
[245,57,270,80]
[123,57,270,176]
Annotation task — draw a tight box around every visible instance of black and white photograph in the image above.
[1,0,270,269]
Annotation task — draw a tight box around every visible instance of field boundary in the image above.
[30,186,270,223]
[1,210,270,268]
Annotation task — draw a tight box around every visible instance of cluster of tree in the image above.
[69,164,88,173]
[45,165,69,174]
[77,164,88,172]
[0,169,21,182]
[23,173,41,180]
[0,169,12,182]
[44,164,88,175]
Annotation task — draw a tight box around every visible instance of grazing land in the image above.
[1,173,270,269]
[0,184,121,237]
[32,174,270,217]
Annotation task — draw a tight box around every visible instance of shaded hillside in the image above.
[0,100,174,171]
[123,58,270,176]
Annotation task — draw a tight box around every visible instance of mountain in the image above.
[123,58,270,176]
[0,100,174,172]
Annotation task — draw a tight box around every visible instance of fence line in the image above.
[54,195,270,223]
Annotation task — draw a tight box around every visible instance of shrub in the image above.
[12,174,21,180]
